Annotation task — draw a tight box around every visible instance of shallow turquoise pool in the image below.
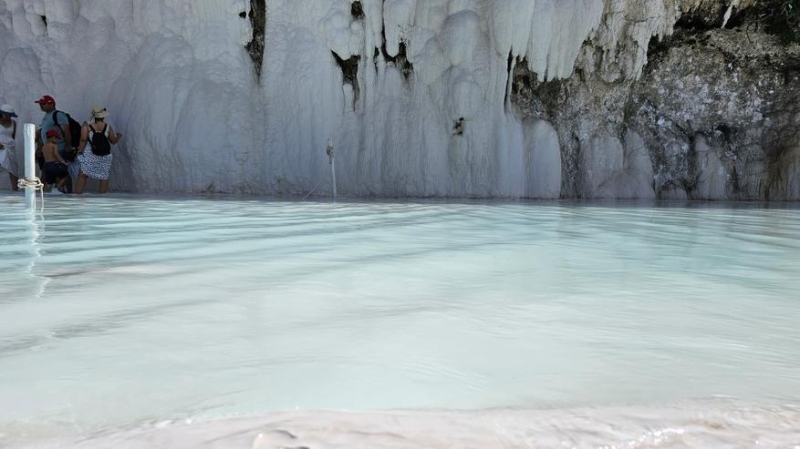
[1,194,799,446]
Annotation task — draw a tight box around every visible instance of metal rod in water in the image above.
[24,123,37,209]
[327,139,337,201]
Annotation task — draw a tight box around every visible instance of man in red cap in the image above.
[35,95,74,192]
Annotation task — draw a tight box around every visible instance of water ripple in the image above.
[1,195,799,442]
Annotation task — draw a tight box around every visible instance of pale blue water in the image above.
[1,194,800,444]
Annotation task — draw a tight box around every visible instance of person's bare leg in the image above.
[99,179,109,194]
[9,173,18,191]
[75,172,88,194]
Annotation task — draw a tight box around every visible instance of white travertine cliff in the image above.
[0,0,797,199]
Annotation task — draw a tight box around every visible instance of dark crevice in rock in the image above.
[675,5,729,31]
[684,133,700,194]
[332,51,360,86]
[645,35,679,68]
[644,25,798,82]
[644,27,719,71]
[332,51,361,108]
[379,19,414,79]
[747,0,800,43]
[648,4,798,68]
[782,57,800,82]
[724,12,750,29]
[715,124,734,141]
[645,6,760,71]
[645,30,754,78]
[453,117,465,136]
[504,50,514,109]
[245,0,266,79]
[386,42,414,78]
[510,59,566,120]
[729,166,743,194]
[40,15,47,27]
[351,1,365,20]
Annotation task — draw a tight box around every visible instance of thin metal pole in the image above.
[327,139,336,202]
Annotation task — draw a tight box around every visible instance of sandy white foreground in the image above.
[9,400,800,449]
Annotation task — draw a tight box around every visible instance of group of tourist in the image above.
[0,94,122,195]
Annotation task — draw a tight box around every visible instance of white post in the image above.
[327,139,337,202]
[24,124,37,209]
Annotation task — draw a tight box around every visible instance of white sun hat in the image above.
[0,104,17,117]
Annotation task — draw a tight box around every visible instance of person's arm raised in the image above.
[109,126,123,145]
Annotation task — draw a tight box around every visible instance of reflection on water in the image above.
[0,194,799,443]
[1,205,48,302]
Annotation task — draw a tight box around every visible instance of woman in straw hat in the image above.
[76,106,122,194]
[0,104,20,190]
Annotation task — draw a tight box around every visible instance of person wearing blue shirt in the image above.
[35,95,74,192]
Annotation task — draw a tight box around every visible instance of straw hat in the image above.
[91,106,109,119]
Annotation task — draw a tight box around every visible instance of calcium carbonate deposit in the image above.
[0,0,798,198]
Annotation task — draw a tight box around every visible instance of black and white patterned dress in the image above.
[78,124,113,180]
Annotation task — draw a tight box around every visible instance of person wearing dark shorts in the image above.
[41,129,70,192]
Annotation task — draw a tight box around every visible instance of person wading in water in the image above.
[75,106,122,194]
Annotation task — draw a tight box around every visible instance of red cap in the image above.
[35,95,56,104]
[46,129,61,139]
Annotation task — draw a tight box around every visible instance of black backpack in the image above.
[88,123,111,156]
[52,110,83,160]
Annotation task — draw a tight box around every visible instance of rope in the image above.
[302,177,325,200]
[17,177,45,206]
[303,141,337,200]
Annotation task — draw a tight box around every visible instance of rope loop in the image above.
[17,177,45,206]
